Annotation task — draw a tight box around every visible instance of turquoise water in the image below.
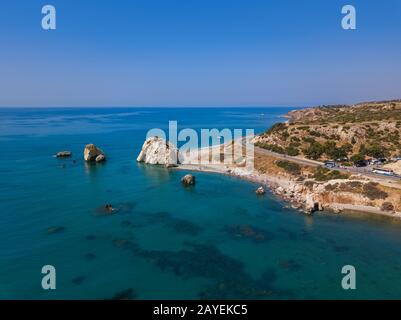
[1,107,401,300]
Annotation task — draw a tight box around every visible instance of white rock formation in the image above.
[95,154,106,163]
[305,193,317,215]
[136,136,179,166]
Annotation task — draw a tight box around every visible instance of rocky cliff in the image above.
[136,136,179,166]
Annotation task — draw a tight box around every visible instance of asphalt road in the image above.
[254,145,401,183]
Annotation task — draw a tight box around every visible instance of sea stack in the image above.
[136,136,179,166]
[84,144,106,162]
[181,174,195,186]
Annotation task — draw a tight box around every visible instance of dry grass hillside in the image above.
[255,100,401,161]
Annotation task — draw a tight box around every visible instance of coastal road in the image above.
[254,145,321,168]
[253,145,401,184]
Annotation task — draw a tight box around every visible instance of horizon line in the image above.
[1,98,399,109]
[0,105,305,109]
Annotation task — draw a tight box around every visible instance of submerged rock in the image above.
[278,259,302,272]
[84,253,96,260]
[95,204,117,216]
[84,144,106,162]
[112,238,133,248]
[47,226,65,234]
[72,276,86,285]
[224,225,274,243]
[171,219,202,236]
[181,174,196,186]
[111,288,136,300]
[104,204,115,214]
[136,136,178,166]
[56,151,72,158]
[136,242,284,299]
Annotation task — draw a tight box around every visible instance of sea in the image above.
[1,107,401,299]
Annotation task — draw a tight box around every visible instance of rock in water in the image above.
[95,154,106,163]
[181,174,195,186]
[255,186,266,195]
[47,226,65,234]
[56,151,72,158]
[84,144,106,162]
[136,136,178,166]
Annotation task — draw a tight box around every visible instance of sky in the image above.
[0,0,400,107]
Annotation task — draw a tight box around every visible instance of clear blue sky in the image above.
[0,0,400,107]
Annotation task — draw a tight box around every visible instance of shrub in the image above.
[313,167,349,181]
[255,142,285,154]
[362,182,388,200]
[304,142,325,160]
[303,137,316,144]
[325,183,338,191]
[266,122,287,134]
[365,144,388,158]
[381,202,395,212]
[285,146,300,156]
[310,131,321,137]
[276,160,301,175]
[323,141,352,160]
[350,153,365,164]
[359,144,366,155]
[289,141,301,147]
[337,181,363,192]
[280,130,290,140]
[304,181,315,189]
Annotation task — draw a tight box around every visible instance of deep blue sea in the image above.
[1,107,401,300]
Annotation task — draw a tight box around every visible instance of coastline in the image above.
[174,159,401,219]
[136,101,401,221]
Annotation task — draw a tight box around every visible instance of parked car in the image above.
[369,159,383,165]
[324,161,336,168]
[355,160,367,167]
